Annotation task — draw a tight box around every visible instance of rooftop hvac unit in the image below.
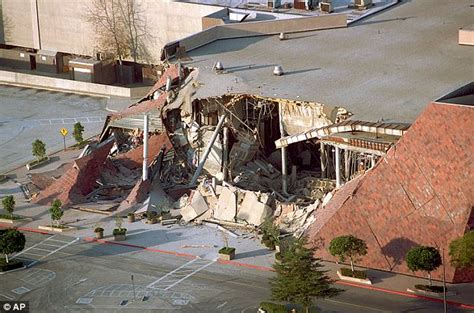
[319,2,333,13]
[353,0,372,10]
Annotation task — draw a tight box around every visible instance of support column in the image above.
[278,102,288,194]
[320,142,327,178]
[371,155,376,168]
[142,114,149,181]
[344,149,350,182]
[335,146,341,188]
[190,114,227,185]
[222,121,229,181]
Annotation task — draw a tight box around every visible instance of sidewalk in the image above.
[1,148,473,309]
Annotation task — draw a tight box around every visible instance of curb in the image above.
[0,224,51,235]
[335,280,474,310]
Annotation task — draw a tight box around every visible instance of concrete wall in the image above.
[0,69,149,98]
[0,0,36,47]
[0,0,222,63]
[180,13,347,52]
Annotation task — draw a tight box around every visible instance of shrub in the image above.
[449,231,474,269]
[32,139,46,160]
[2,195,15,219]
[259,302,286,313]
[94,227,104,233]
[218,247,235,255]
[340,267,367,279]
[113,228,127,236]
[49,199,63,227]
[414,284,445,293]
[406,246,442,286]
[329,235,368,273]
[73,122,84,144]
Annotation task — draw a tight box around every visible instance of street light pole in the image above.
[442,248,447,313]
[131,274,136,301]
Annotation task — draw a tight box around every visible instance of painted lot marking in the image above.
[0,293,15,300]
[36,116,105,126]
[146,258,215,291]
[11,287,30,295]
[12,235,79,267]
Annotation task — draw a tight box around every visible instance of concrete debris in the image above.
[180,190,210,222]
[214,186,237,221]
[322,192,333,207]
[237,191,272,226]
[162,218,178,225]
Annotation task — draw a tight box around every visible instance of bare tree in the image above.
[85,0,152,82]
[117,0,151,64]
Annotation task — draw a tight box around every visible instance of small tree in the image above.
[270,236,341,313]
[261,217,280,250]
[406,246,442,286]
[449,231,474,269]
[49,199,63,227]
[73,122,85,144]
[2,195,15,219]
[32,139,46,161]
[0,229,26,263]
[329,235,368,273]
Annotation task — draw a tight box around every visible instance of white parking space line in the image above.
[164,260,215,291]
[146,259,197,289]
[46,238,73,243]
[0,293,14,300]
[29,247,55,252]
[146,258,215,291]
[18,252,47,257]
[12,236,79,267]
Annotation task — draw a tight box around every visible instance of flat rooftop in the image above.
[185,0,474,123]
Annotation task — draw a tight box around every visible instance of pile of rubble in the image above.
[27,63,340,240]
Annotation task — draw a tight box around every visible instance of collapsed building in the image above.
[28,64,473,283]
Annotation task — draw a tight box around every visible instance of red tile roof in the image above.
[308,102,474,283]
[33,141,114,206]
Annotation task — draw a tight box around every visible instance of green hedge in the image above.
[415,284,445,293]
[340,267,367,279]
[259,302,286,313]
[0,259,24,272]
[0,214,21,220]
[218,247,235,255]
[113,228,127,235]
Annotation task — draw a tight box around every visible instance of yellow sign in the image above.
[60,128,68,137]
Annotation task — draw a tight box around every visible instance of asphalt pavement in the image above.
[0,231,471,313]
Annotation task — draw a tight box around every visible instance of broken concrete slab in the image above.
[322,192,333,207]
[214,186,237,221]
[180,190,210,222]
[237,191,272,226]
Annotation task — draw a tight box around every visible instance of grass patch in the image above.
[259,302,286,313]
[340,267,368,279]
[48,224,68,229]
[259,302,319,313]
[0,214,22,220]
[218,247,235,255]
[414,284,446,293]
[0,259,24,272]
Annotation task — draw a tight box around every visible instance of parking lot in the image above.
[0,85,111,172]
[0,232,272,312]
